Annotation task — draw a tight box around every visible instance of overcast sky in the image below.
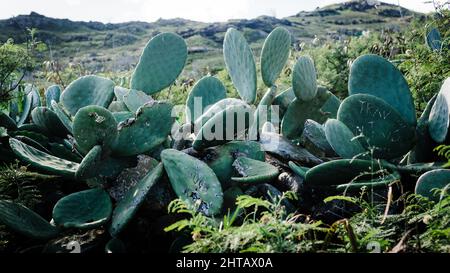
[0,0,440,23]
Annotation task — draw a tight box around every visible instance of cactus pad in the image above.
[161,149,223,216]
[113,102,174,156]
[338,94,416,159]
[123,89,154,112]
[232,156,279,183]
[416,169,450,202]
[348,54,416,126]
[131,33,187,95]
[61,75,115,116]
[45,85,61,109]
[31,107,69,137]
[223,28,257,104]
[186,76,226,124]
[292,56,317,101]
[9,138,79,177]
[0,200,58,240]
[324,119,367,159]
[52,188,112,229]
[261,27,291,87]
[73,105,118,154]
[109,163,163,236]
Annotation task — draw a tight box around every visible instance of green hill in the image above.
[0,0,423,74]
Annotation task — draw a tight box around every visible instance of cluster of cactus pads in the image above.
[1,27,450,252]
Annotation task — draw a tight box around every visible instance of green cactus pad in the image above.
[123,89,154,112]
[9,138,79,177]
[409,95,437,164]
[336,170,401,191]
[324,119,367,159]
[426,28,442,51]
[131,33,187,95]
[193,104,252,150]
[194,98,247,129]
[108,101,128,112]
[0,200,58,240]
[9,130,49,147]
[50,100,73,133]
[52,188,112,229]
[416,169,450,202]
[338,94,416,159]
[61,75,115,116]
[223,28,257,104]
[31,107,69,137]
[261,27,291,87]
[18,90,34,125]
[26,84,41,110]
[302,119,335,156]
[48,142,82,163]
[0,111,18,131]
[73,105,118,154]
[231,157,279,183]
[109,163,163,236]
[185,76,227,124]
[305,159,396,189]
[288,161,309,179]
[113,102,174,156]
[272,87,295,119]
[45,85,61,109]
[260,132,323,166]
[281,90,333,140]
[17,123,45,134]
[75,145,103,180]
[292,56,317,101]
[428,93,449,143]
[200,141,265,188]
[161,149,223,216]
[349,54,416,126]
[15,135,51,154]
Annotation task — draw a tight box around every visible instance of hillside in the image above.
[0,0,423,75]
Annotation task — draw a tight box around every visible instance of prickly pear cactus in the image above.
[260,27,291,87]
[72,105,118,154]
[429,78,450,143]
[0,200,58,240]
[52,188,112,229]
[109,163,163,236]
[348,54,416,126]
[324,119,367,159]
[223,28,257,104]
[50,100,73,133]
[45,85,61,109]
[161,149,223,216]
[122,89,154,113]
[9,138,79,177]
[416,169,450,202]
[112,102,174,156]
[61,75,115,116]
[337,94,416,159]
[31,107,69,138]
[185,76,227,124]
[426,28,442,51]
[232,157,279,183]
[292,56,317,101]
[131,33,187,95]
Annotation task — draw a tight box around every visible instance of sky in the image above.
[0,0,440,23]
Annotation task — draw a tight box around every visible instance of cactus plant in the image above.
[223,28,257,104]
[261,27,291,88]
[185,76,227,124]
[337,94,416,159]
[231,156,279,183]
[45,85,61,109]
[61,75,115,116]
[52,188,112,229]
[161,149,223,216]
[292,56,317,101]
[426,28,442,51]
[348,54,416,126]
[0,200,58,240]
[109,163,163,236]
[324,119,367,159]
[131,33,187,95]
[415,169,450,202]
